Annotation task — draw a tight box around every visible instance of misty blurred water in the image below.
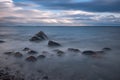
[0,26,120,80]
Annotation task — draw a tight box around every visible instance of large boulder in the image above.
[30,31,48,42]
[23,47,30,51]
[48,40,61,47]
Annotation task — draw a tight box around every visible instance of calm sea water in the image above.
[0,26,120,80]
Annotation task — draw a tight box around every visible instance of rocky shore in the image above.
[0,31,112,80]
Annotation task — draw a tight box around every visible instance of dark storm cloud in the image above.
[29,0,120,12]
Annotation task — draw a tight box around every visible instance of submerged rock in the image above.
[27,50,38,54]
[23,47,30,51]
[48,40,61,47]
[42,76,49,80]
[30,31,48,42]
[53,49,65,56]
[4,52,13,55]
[14,52,23,57]
[26,56,37,62]
[37,55,46,59]
[68,48,80,53]
[82,50,96,55]
[57,50,65,56]
[102,47,112,51]
[42,51,49,54]
[0,40,5,43]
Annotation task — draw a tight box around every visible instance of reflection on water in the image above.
[0,26,120,80]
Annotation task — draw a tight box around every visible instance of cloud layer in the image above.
[30,0,120,12]
[0,0,120,26]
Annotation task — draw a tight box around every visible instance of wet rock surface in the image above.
[42,76,49,80]
[48,40,61,47]
[29,31,48,42]
[82,50,97,55]
[4,52,13,55]
[23,47,30,51]
[27,50,38,54]
[57,50,65,56]
[68,48,80,53]
[14,52,23,57]
[102,47,112,51]
[37,55,46,59]
[0,40,5,43]
[26,56,37,62]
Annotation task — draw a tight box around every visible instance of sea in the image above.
[0,26,120,80]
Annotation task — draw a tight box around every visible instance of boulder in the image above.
[42,76,49,80]
[30,31,48,42]
[26,56,37,62]
[27,50,38,54]
[36,31,48,39]
[57,50,65,56]
[68,48,80,53]
[42,51,49,54]
[0,40,5,43]
[82,50,96,55]
[4,52,13,55]
[53,49,65,56]
[14,52,23,57]
[37,55,46,59]
[48,41,61,47]
[23,47,30,51]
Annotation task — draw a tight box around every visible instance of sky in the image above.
[0,0,120,26]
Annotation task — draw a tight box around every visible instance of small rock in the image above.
[29,36,40,41]
[102,47,112,51]
[42,76,48,80]
[14,52,23,57]
[42,51,49,54]
[23,47,30,51]
[82,50,96,55]
[48,40,61,47]
[37,55,46,59]
[28,50,38,54]
[68,48,80,53]
[57,50,65,56]
[0,40,5,43]
[26,56,37,62]
[4,52,13,55]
